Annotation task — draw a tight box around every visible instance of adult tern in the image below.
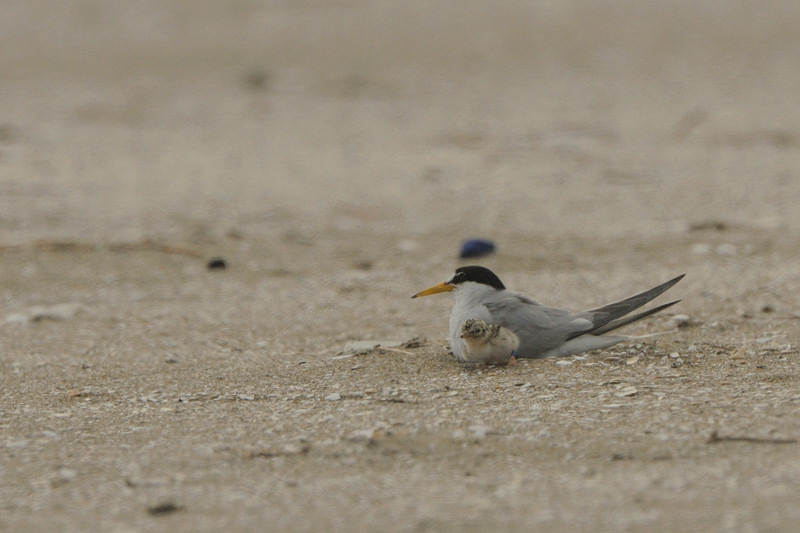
[412,266,684,360]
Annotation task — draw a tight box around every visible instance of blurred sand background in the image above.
[2,1,800,531]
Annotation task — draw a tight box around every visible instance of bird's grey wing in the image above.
[484,292,590,354]
[569,274,685,339]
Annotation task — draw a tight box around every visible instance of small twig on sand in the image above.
[707,431,797,445]
[379,347,416,356]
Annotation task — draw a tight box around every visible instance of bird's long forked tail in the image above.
[570,274,686,340]
[589,299,681,336]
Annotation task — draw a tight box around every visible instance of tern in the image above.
[412,266,684,360]
[459,318,520,365]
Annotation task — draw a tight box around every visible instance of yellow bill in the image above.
[411,282,455,299]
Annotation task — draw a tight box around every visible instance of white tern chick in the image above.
[459,318,520,365]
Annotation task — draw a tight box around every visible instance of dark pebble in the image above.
[459,239,496,259]
[147,502,182,515]
[207,257,227,270]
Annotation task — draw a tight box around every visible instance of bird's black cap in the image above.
[447,266,505,290]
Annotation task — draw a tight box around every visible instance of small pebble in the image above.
[689,220,728,232]
[29,303,85,322]
[147,502,182,516]
[615,385,638,397]
[459,238,496,259]
[281,443,310,455]
[348,428,377,441]
[125,476,170,488]
[324,393,341,401]
[207,257,227,270]
[672,314,691,328]
[56,468,77,482]
[469,424,492,440]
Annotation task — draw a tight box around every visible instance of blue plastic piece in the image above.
[459,239,496,259]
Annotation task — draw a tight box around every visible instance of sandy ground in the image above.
[2,1,800,531]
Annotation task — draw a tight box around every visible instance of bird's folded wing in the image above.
[485,292,581,352]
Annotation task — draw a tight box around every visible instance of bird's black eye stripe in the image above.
[448,272,465,284]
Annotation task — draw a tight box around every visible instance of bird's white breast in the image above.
[448,282,496,360]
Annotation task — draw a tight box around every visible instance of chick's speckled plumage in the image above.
[459,318,519,364]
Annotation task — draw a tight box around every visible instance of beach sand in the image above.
[2,1,800,530]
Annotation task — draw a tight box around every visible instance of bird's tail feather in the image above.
[568,274,685,339]
[590,300,681,336]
